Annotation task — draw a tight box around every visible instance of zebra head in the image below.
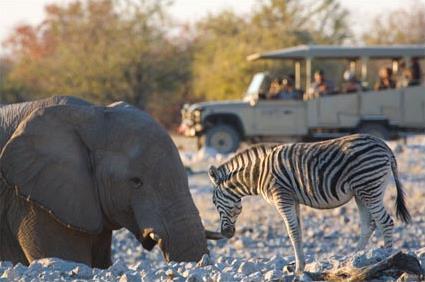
[209,165,242,239]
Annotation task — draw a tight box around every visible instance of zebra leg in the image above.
[355,190,394,249]
[295,203,302,230]
[355,197,376,251]
[369,201,393,249]
[275,201,305,274]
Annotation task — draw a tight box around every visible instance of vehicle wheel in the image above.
[205,124,240,154]
[358,123,390,140]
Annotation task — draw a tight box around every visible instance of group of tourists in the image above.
[267,58,422,101]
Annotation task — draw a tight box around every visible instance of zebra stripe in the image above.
[209,134,411,274]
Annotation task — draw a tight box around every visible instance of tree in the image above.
[192,0,351,101]
[362,0,425,44]
[2,0,192,128]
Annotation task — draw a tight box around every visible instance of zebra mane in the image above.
[216,143,277,184]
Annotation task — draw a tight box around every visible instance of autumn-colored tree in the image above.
[2,0,192,128]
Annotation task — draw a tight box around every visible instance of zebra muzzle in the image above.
[221,226,235,239]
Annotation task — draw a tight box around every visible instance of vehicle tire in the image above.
[358,123,390,140]
[205,124,240,154]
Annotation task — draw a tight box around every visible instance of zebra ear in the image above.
[208,165,221,186]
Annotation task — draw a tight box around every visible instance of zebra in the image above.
[208,134,411,274]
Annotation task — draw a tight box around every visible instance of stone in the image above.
[185,268,208,282]
[264,269,283,281]
[196,254,212,267]
[297,273,313,282]
[1,263,27,280]
[119,273,142,282]
[238,261,258,275]
[304,261,322,273]
[165,268,178,280]
[246,271,262,282]
[215,272,234,282]
[110,259,129,276]
[68,265,93,279]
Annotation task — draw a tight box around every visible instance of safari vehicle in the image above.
[180,45,425,154]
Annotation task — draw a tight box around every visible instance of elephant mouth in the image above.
[140,229,223,252]
[140,229,161,251]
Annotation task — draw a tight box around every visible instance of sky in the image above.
[0,0,424,46]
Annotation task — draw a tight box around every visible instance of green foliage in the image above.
[192,0,351,101]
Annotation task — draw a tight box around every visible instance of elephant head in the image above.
[0,103,220,262]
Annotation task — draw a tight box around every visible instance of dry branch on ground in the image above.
[307,251,423,282]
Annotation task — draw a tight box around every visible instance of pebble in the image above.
[237,261,257,275]
[196,254,211,267]
[119,273,141,282]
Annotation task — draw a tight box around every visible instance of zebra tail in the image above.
[391,156,411,224]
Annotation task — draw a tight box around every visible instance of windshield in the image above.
[244,72,266,101]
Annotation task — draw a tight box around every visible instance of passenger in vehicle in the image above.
[268,79,283,99]
[374,67,396,90]
[398,68,414,88]
[308,69,335,98]
[342,70,362,93]
[411,57,422,86]
[270,76,298,100]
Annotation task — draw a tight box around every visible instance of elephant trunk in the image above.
[161,214,208,262]
[134,192,208,262]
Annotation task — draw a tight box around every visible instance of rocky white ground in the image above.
[1,136,425,281]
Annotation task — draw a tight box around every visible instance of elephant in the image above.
[0,96,221,268]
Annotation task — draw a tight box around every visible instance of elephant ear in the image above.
[0,105,104,234]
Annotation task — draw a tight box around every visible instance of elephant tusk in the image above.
[205,230,224,240]
[149,232,161,242]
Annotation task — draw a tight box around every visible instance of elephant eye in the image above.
[130,177,143,189]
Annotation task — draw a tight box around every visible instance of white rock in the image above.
[68,265,93,279]
[297,272,313,282]
[185,262,196,269]
[264,270,283,281]
[1,263,26,280]
[110,259,129,276]
[196,254,212,267]
[246,271,262,282]
[185,268,208,282]
[238,261,258,275]
[119,272,142,282]
[215,272,234,282]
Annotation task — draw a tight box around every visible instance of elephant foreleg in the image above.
[0,215,28,265]
[17,204,93,266]
[91,230,112,269]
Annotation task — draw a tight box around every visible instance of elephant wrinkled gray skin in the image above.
[0,96,211,268]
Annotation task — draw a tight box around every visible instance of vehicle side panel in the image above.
[307,94,359,128]
[251,100,307,135]
[359,89,402,124]
[401,85,425,127]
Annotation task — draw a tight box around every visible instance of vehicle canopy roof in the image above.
[247,44,425,61]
